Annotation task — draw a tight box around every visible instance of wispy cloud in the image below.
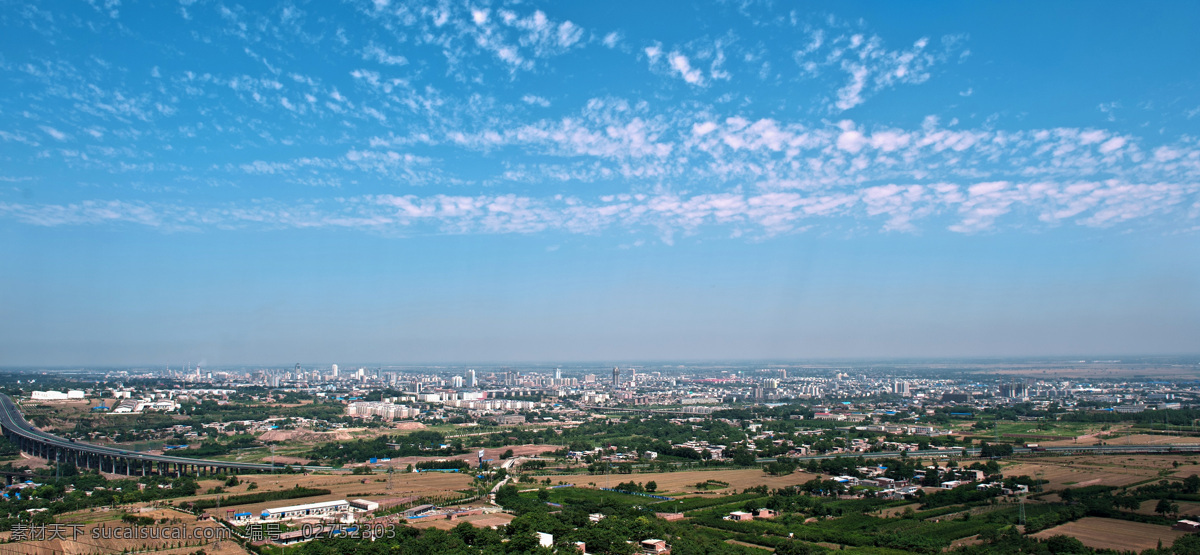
[2,0,1196,243]
[3,176,1195,238]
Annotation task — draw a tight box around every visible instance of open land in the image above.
[1000,455,1188,490]
[0,508,246,555]
[183,471,474,518]
[1032,517,1186,551]
[411,512,516,530]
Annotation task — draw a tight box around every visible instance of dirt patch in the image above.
[257,429,354,443]
[262,455,311,465]
[183,471,473,519]
[950,535,983,549]
[1032,517,1185,551]
[1033,432,1200,448]
[16,452,50,470]
[725,539,775,551]
[1001,457,1158,490]
[411,512,515,530]
[876,503,921,518]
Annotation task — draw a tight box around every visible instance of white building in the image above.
[261,500,350,521]
[30,389,67,398]
[346,402,420,420]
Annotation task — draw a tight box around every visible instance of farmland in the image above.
[411,512,515,530]
[1000,455,1172,490]
[177,471,473,518]
[0,508,243,555]
[1031,517,1186,551]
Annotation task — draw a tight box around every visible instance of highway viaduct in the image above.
[0,394,328,477]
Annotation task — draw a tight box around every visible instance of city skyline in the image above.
[1,1,1198,365]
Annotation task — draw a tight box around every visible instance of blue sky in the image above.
[1,0,1198,366]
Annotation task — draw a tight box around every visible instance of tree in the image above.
[1156,498,1180,518]
[1044,535,1088,554]
[728,447,757,467]
[501,449,514,459]
[1184,474,1200,494]
[980,443,1014,458]
[645,481,657,492]
[776,541,816,555]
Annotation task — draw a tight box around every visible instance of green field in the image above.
[964,420,1105,439]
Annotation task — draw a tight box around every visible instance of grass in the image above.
[518,486,651,508]
[980,421,1103,439]
[654,493,769,514]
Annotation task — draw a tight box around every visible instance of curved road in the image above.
[0,394,328,474]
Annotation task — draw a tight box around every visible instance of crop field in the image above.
[0,508,245,555]
[1136,499,1200,518]
[412,512,515,530]
[982,421,1106,439]
[533,468,820,495]
[1000,456,1167,490]
[180,471,473,517]
[1031,517,1186,551]
[875,503,922,518]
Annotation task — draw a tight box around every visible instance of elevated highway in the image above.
[0,394,328,476]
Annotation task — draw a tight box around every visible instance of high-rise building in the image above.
[893,380,911,397]
[467,369,477,388]
[451,375,465,388]
[612,366,620,389]
[999,382,1028,399]
[332,364,339,377]
[554,367,562,380]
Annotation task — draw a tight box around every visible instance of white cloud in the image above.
[362,43,408,66]
[39,126,69,141]
[521,94,550,107]
[1098,137,1126,154]
[5,175,1191,238]
[668,53,704,85]
[835,64,868,110]
[644,44,662,62]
